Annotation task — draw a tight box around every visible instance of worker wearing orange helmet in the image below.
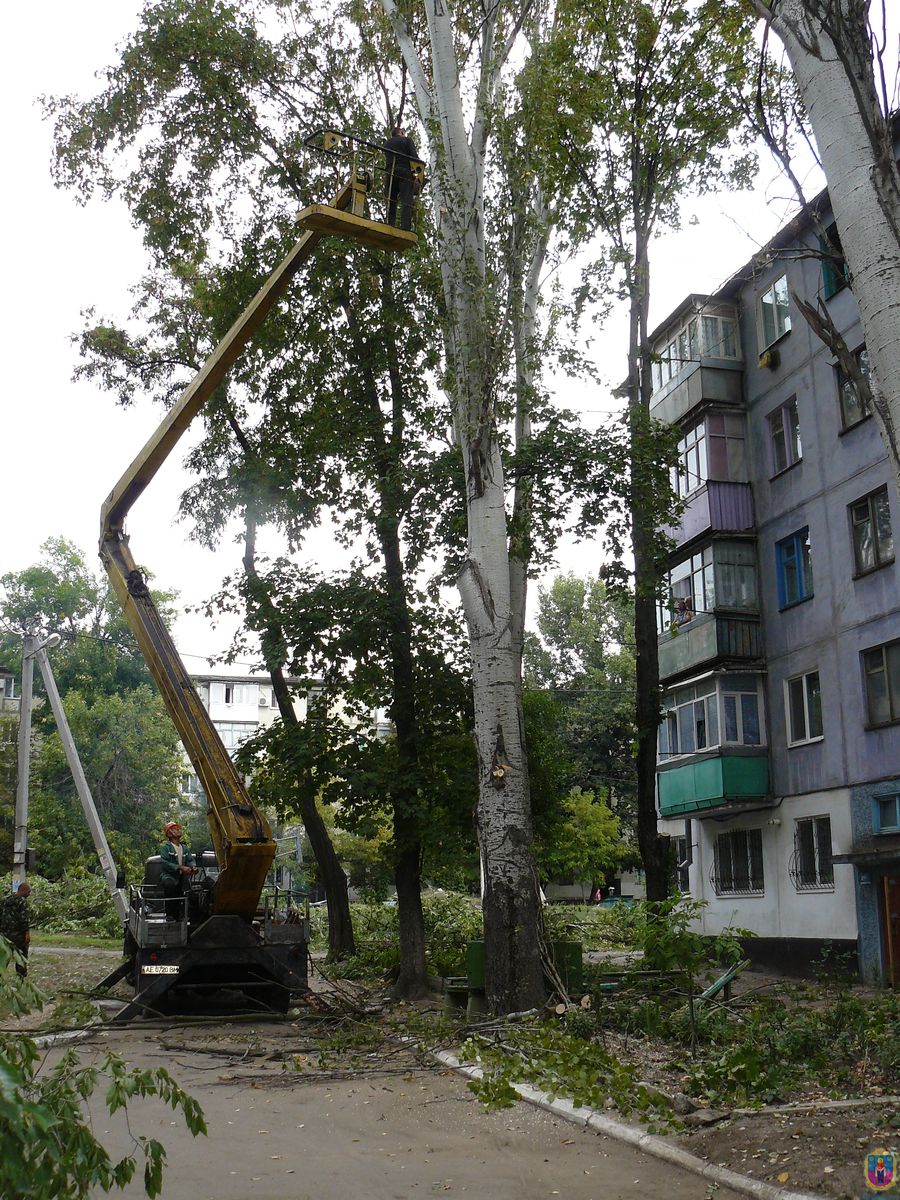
[158,821,197,915]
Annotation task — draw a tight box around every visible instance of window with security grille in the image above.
[790,816,834,891]
[712,828,764,895]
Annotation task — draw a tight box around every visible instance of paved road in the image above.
[80,1021,741,1200]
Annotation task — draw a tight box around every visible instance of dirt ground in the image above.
[15,947,899,1200]
[680,1105,899,1200]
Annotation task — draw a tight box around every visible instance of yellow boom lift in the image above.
[99,131,422,1018]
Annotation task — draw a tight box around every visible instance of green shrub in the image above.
[2,873,122,940]
[319,892,483,978]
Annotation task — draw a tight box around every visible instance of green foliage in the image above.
[525,575,638,826]
[677,991,900,1107]
[30,686,183,879]
[462,1019,672,1128]
[0,538,176,704]
[0,539,183,882]
[3,874,122,940]
[535,788,626,884]
[543,902,641,950]
[0,936,205,1198]
[320,893,484,980]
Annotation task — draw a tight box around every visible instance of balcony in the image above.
[659,612,763,682]
[657,749,769,817]
[650,362,743,426]
[671,480,755,548]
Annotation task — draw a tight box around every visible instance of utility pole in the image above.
[12,634,35,893]
[35,644,127,922]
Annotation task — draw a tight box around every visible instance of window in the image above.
[216,721,257,751]
[776,528,813,608]
[658,547,715,632]
[706,411,746,482]
[759,274,791,349]
[768,398,802,475]
[672,834,691,893]
[672,420,708,498]
[820,223,849,299]
[863,640,900,727]
[0,676,14,699]
[791,816,834,890]
[837,346,871,430]
[659,676,764,759]
[716,543,758,610]
[701,312,739,359]
[712,828,764,895]
[785,671,823,745]
[657,679,719,759]
[650,308,740,391]
[850,486,894,575]
[182,772,203,797]
[875,794,900,833]
[722,688,761,745]
[223,683,255,706]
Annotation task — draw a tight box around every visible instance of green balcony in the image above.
[657,750,769,817]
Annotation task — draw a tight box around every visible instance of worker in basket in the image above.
[159,821,197,920]
[384,124,420,231]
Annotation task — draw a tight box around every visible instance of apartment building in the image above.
[651,200,900,984]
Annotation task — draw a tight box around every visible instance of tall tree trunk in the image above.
[242,515,355,959]
[751,0,900,492]
[627,232,670,901]
[382,0,545,1013]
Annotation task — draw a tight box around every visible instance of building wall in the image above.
[652,201,900,979]
[661,786,856,943]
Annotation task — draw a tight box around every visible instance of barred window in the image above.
[790,816,834,891]
[711,828,764,896]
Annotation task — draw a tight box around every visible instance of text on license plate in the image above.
[141,964,179,975]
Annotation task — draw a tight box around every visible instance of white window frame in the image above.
[672,420,708,499]
[658,677,765,761]
[758,274,792,350]
[721,686,764,747]
[784,670,824,746]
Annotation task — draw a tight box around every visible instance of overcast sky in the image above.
[2,1,819,665]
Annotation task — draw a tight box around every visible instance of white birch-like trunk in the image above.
[753,0,900,490]
[382,0,544,1011]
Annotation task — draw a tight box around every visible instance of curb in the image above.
[434,1050,822,1200]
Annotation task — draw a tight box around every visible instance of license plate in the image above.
[141,964,179,975]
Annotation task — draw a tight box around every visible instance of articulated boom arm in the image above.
[100,172,416,920]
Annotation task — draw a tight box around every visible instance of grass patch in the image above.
[30,932,121,950]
